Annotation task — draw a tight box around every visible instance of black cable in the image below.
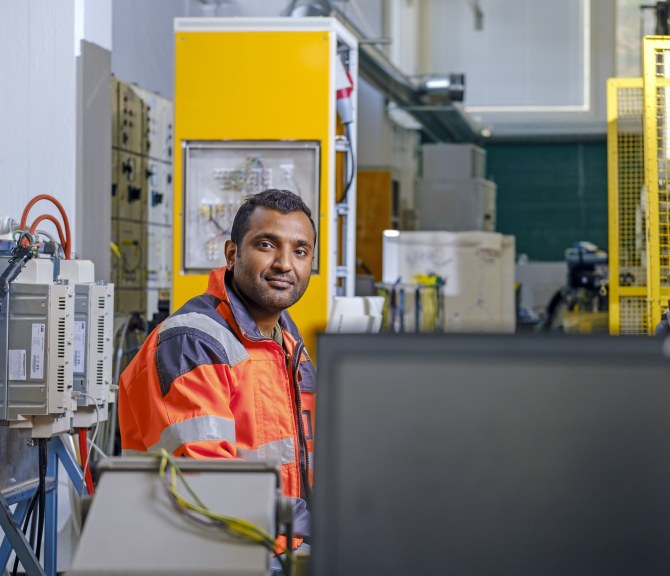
[292,345,312,511]
[339,123,356,205]
[28,494,38,553]
[279,508,294,576]
[11,488,39,576]
[277,550,291,575]
[0,243,34,299]
[35,439,47,561]
[14,487,39,575]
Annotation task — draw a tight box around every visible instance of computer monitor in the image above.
[312,333,670,576]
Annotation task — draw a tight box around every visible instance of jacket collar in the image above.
[206,267,304,345]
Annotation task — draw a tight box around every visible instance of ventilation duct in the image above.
[286,0,332,17]
[286,1,487,143]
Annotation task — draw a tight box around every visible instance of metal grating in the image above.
[643,38,670,332]
[619,296,648,335]
[607,77,646,334]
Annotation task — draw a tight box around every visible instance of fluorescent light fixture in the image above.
[424,78,450,90]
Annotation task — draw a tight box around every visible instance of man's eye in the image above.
[295,249,309,257]
[257,241,274,249]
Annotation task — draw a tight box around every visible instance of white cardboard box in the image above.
[383,230,516,333]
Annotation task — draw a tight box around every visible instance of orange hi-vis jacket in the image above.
[118,267,316,539]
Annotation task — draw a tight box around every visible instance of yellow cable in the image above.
[110,242,121,259]
[152,450,295,566]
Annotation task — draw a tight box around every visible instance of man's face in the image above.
[225,207,315,314]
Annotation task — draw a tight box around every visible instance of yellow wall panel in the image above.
[173,22,351,357]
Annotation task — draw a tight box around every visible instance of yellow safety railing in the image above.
[643,37,670,333]
[606,77,647,334]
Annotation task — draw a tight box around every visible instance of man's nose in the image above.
[272,248,292,272]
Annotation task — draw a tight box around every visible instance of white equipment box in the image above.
[383,230,516,333]
[69,458,284,576]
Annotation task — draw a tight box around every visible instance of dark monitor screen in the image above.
[312,333,670,576]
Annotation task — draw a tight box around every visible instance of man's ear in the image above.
[224,240,237,270]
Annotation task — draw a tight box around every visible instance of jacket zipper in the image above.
[291,341,312,509]
[241,322,312,508]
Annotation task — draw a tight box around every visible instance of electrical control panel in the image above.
[147,223,172,290]
[112,150,120,219]
[59,259,115,429]
[0,208,115,438]
[114,218,147,315]
[147,161,172,226]
[3,268,75,437]
[117,81,146,156]
[111,76,120,150]
[182,141,320,272]
[116,220,146,290]
[112,79,174,320]
[60,260,114,428]
[133,86,174,163]
[116,150,146,223]
[0,251,74,438]
[71,282,113,427]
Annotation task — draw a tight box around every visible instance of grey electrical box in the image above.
[2,281,74,426]
[0,257,73,431]
[422,143,486,180]
[416,178,496,232]
[72,282,114,428]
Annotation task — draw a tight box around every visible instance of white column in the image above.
[0,0,76,229]
[0,0,111,277]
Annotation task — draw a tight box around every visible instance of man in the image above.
[118,188,316,551]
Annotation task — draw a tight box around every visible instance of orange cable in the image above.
[28,215,68,255]
[20,194,72,258]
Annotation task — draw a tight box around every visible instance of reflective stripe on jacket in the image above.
[118,267,316,534]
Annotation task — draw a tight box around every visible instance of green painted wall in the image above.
[486,141,608,261]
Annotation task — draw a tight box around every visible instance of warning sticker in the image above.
[9,350,26,381]
[30,323,45,380]
[74,320,86,373]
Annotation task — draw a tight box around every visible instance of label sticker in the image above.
[30,323,45,380]
[74,320,86,373]
[8,350,26,381]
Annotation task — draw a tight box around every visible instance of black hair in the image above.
[230,189,317,246]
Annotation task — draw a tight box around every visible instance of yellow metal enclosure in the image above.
[172,18,358,355]
[606,78,647,334]
[642,37,670,332]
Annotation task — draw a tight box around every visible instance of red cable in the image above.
[20,194,73,259]
[78,429,95,496]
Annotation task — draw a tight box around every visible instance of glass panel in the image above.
[183,141,320,273]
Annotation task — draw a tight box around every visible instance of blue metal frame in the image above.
[0,436,86,576]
